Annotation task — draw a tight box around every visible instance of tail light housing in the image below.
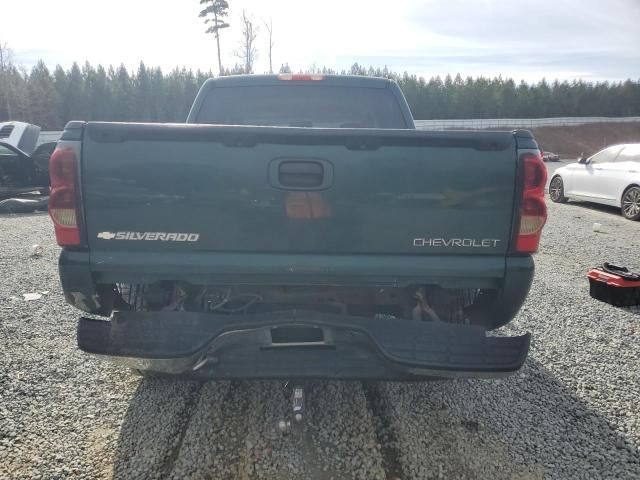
[515,152,547,253]
[49,147,82,246]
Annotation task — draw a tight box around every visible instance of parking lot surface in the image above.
[1,197,639,479]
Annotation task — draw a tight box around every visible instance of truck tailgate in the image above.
[81,123,517,257]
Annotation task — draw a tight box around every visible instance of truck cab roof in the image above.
[200,74,398,89]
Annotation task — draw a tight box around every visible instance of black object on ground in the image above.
[588,264,640,307]
[0,196,49,214]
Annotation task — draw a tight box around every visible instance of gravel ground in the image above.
[1,197,639,479]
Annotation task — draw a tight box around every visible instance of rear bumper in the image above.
[77,310,530,380]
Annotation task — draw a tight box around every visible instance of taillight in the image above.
[277,74,324,81]
[48,147,81,246]
[515,152,547,253]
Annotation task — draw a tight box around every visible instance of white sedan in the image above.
[549,143,640,220]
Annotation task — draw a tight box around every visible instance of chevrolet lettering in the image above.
[413,238,501,248]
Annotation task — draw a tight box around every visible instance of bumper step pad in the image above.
[78,310,530,379]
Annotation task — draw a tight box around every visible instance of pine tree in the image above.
[199,0,229,75]
[89,64,111,121]
[27,61,61,129]
[1,66,31,122]
[135,62,153,121]
[0,41,14,120]
[60,62,87,122]
[110,64,134,121]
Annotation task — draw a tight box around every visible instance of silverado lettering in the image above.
[97,231,200,242]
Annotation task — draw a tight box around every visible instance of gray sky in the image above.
[3,0,639,82]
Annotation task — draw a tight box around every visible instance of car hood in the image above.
[553,163,577,176]
[0,141,29,159]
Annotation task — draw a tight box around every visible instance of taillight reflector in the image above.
[515,152,547,253]
[49,188,77,226]
[48,147,81,246]
[278,74,324,81]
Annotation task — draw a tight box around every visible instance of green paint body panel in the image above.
[81,123,518,259]
[58,76,539,333]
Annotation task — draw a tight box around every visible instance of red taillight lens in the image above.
[49,148,76,186]
[515,152,547,253]
[523,154,546,194]
[48,147,81,246]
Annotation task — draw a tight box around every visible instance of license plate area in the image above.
[267,325,331,348]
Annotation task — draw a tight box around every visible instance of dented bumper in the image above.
[77,310,530,380]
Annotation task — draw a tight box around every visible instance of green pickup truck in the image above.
[49,74,547,380]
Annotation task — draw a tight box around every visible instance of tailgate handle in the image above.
[270,159,333,190]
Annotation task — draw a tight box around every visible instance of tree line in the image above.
[0,59,639,130]
[2,1,639,129]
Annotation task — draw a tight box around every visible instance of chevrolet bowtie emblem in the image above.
[97,231,116,240]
